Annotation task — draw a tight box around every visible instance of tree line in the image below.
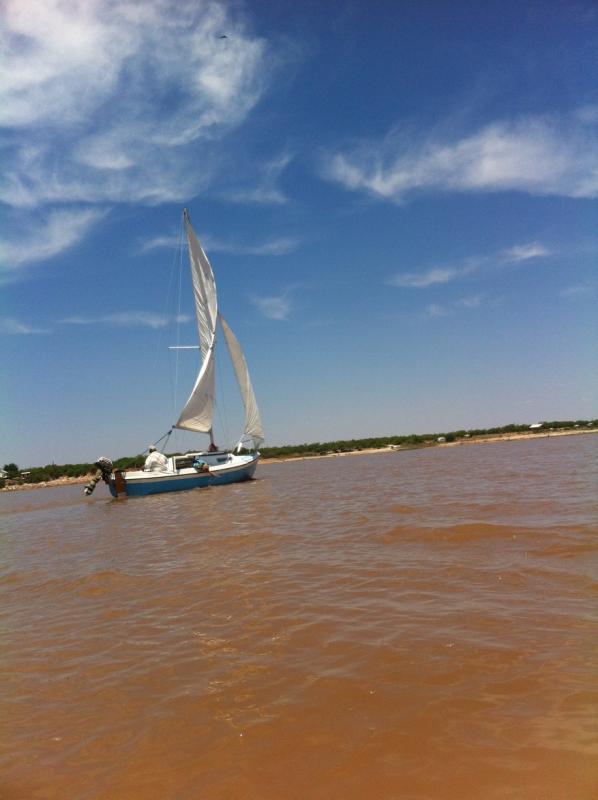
[258,419,596,459]
[1,455,145,486]
[2,419,596,486]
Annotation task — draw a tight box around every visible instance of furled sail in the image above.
[175,211,218,433]
[219,314,264,448]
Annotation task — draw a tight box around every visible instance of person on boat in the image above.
[144,445,168,472]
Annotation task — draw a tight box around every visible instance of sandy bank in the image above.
[438,427,597,447]
[1,475,93,492]
[261,428,597,463]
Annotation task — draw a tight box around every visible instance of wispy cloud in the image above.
[389,241,550,289]
[219,152,292,205]
[560,283,593,298]
[426,303,448,318]
[250,293,291,320]
[424,294,484,319]
[389,267,461,289]
[138,235,182,253]
[0,317,50,334]
[503,242,551,262]
[205,235,299,256]
[1,208,105,273]
[140,231,299,257]
[0,1,269,214]
[59,312,191,329]
[456,294,483,308]
[322,111,598,201]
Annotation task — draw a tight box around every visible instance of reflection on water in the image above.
[1,435,597,799]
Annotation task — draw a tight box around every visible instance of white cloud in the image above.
[59,312,190,329]
[0,0,269,210]
[0,317,50,334]
[389,267,460,288]
[456,294,483,308]
[423,294,484,320]
[244,238,298,256]
[219,152,292,205]
[426,303,447,318]
[140,231,299,256]
[1,208,105,272]
[138,235,182,253]
[205,236,299,256]
[250,293,291,320]
[560,284,593,298]
[503,242,550,262]
[322,112,598,200]
[389,240,551,290]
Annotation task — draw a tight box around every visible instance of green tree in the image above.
[3,463,19,478]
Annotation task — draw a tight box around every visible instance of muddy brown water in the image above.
[1,435,597,799]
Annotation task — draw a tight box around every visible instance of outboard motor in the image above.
[83,457,114,496]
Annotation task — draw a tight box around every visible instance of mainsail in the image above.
[175,210,218,433]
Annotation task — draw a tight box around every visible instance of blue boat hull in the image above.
[108,456,258,497]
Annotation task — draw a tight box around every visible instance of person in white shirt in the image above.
[144,445,168,472]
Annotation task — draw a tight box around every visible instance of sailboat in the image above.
[99,209,264,498]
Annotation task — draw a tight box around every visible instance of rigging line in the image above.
[173,218,185,426]
[151,215,183,377]
[147,215,184,456]
[151,428,173,451]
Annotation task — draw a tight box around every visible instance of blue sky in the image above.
[1,0,597,466]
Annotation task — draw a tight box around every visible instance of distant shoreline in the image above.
[262,427,597,462]
[2,428,596,492]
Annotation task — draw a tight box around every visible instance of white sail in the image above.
[184,209,217,360]
[219,313,264,448]
[175,345,216,433]
[175,211,218,433]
